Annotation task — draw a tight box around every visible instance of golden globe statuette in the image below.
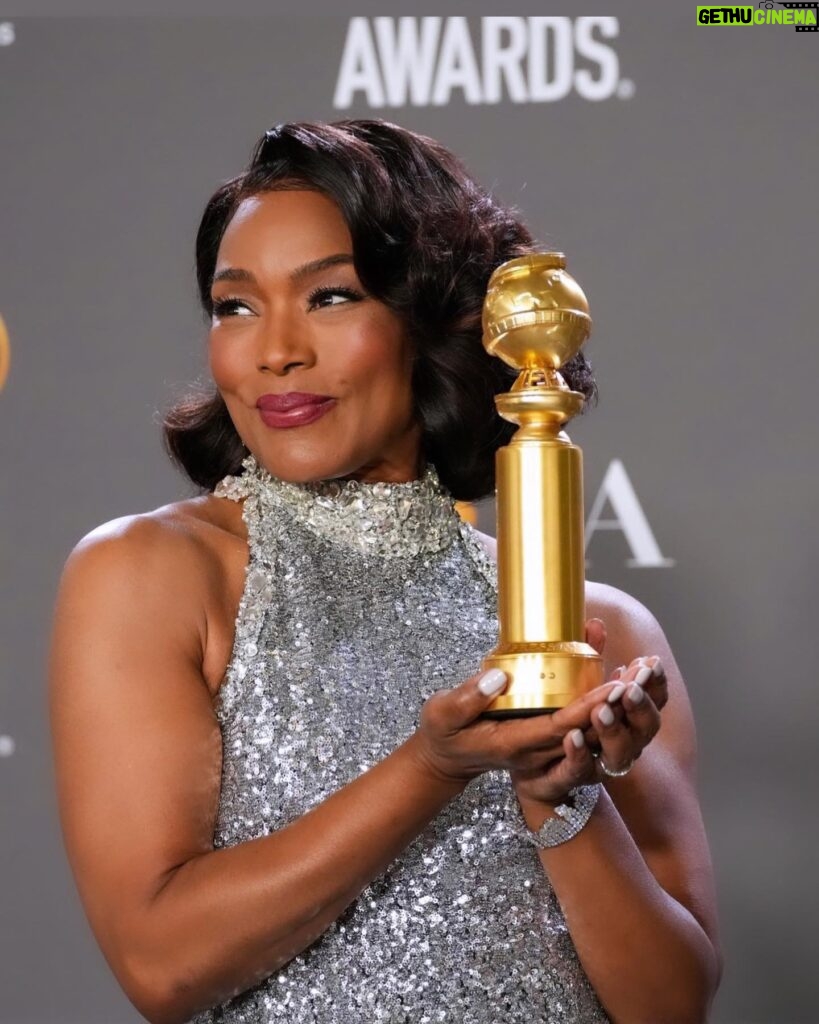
[480,253,603,717]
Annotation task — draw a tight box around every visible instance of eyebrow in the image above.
[211,253,354,289]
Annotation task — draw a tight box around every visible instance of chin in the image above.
[252,446,360,485]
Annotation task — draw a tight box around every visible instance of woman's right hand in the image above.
[411,667,625,790]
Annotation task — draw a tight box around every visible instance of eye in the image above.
[211,296,255,319]
[306,285,364,311]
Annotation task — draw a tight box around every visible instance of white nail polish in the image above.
[607,683,626,704]
[627,683,645,704]
[598,704,615,727]
[634,666,652,686]
[651,658,664,677]
[571,729,585,750]
[477,669,507,695]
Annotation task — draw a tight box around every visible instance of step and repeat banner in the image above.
[1,7,816,1023]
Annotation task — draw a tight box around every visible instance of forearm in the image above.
[518,787,720,1024]
[129,732,463,1024]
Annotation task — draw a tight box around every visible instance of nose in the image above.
[256,308,316,376]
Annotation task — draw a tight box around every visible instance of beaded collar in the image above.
[214,453,464,559]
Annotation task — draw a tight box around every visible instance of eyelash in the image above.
[306,284,364,309]
[210,285,364,318]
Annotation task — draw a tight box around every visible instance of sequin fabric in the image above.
[190,454,608,1023]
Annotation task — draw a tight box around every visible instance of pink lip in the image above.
[256,393,336,429]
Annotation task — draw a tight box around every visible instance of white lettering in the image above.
[482,17,528,104]
[334,17,629,109]
[528,17,573,102]
[333,17,385,110]
[432,17,482,105]
[375,16,441,107]
[574,17,620,101]
[585,459,675,568]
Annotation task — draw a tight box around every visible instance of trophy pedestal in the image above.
[481,643,603,717]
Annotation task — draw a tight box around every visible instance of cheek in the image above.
[208,334,245,392]
[340,320,413,396]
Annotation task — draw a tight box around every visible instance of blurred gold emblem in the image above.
[0,314,9,391]
[454,500,478,526]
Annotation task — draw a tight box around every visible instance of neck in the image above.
[215,452,461,559]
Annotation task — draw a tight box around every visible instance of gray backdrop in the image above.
[1,4,817,1022]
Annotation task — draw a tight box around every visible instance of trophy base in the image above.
[479,642,604,718]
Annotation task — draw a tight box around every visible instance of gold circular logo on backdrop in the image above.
[0,315,9,391]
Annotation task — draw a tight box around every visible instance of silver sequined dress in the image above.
[189,454,609,1024]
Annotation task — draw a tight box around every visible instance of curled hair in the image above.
[163,119,597,501]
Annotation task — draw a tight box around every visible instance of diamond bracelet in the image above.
[521,783,602,849]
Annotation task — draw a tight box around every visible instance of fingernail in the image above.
[607,683,626,705]
[570,728,585,749]
[634,666,652,686]
[478,669,507,695]
[651,658,664,677]
[598,704,615,727]
[613,665,626,679]
[627,683,645,704]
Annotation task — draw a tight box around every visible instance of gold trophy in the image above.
[480,253,603,717]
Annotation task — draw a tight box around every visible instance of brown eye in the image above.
[212,297,254,318]
[306,286,364,310]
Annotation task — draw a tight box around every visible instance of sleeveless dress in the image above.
[189,453,609,1024]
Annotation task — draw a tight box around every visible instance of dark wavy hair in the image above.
[162,119,597,502]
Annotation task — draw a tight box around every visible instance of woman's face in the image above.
[208,189,421,484]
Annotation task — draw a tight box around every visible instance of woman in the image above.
[48,119,721,1024]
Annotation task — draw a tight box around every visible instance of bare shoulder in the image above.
[61,495,241,610]
[71,490,246,559]
[584,579,670,657]
[54,493,248,694]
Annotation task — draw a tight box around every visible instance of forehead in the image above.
[216,190,352,273]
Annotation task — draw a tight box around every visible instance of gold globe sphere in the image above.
[482,253,592,371]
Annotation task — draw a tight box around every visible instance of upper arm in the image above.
[47,515,224,1006]
[586,581,721,961]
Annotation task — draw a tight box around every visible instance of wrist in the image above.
[515,784,602,850]
[514,787,576,830]
[401,732,470,798]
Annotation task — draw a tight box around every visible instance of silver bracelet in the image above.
[521,783,601,849]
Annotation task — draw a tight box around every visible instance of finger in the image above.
[592,697,638,775]
[551,677,630,733]
[584,617,606,656]
[638,656,669,712]
[620,681,662,746]
[540,728,597,795]
[428,667,509,733]
[515,729,597,790]
[628,656,669,712]
[484,680,625,762]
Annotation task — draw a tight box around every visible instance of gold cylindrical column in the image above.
[480,253,603,716]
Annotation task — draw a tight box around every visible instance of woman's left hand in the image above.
[509,618,669,807]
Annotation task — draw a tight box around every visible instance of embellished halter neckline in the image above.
[214,452,463,559]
